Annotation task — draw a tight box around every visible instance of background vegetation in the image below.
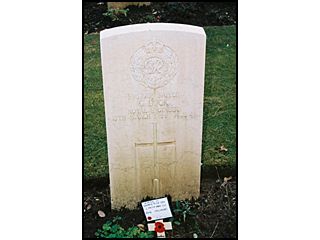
[84,2,237,33]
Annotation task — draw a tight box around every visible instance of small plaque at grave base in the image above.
[142,197,173,222]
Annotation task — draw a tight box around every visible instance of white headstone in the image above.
[100,23,206,209]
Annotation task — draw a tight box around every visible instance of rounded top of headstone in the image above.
[100,23,206,39]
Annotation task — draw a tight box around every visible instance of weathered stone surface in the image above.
[100,23,206,209]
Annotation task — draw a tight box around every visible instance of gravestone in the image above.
[100,23,206,209]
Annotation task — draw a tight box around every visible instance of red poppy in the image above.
[147,216,152,220]
[154,222,165,233]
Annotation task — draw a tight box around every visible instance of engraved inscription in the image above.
[109,91,200,122]
[131,40,178,89]
[127,91,181,120]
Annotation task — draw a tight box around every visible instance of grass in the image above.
[84,25,236,179]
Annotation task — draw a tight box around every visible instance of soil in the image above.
[83,169,237,238]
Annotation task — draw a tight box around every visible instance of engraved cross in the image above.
[135,122,175,196]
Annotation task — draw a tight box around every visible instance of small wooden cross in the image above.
[147,219,172,238]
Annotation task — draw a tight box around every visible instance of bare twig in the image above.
[215,166,221,181]
[225,183,231,210]
[210,221,219,238]
[102,194,105,207]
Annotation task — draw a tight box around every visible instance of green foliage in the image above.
[84,2,236,33]
[84,33,107,179]
[202,26,236,169]
[95,216,153,238]
[158,2,236,26]
[144,14,156,22]
[103,8,129,22]
[173,200,196,223]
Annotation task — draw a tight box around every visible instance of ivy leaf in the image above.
[102,223,111,231]
[174,208,183,213]
[175,201,180,209]
[173,220,181,225]
[113,216,122,222]
[111,224,120,233]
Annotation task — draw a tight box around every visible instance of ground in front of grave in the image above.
[83,172,237,238]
